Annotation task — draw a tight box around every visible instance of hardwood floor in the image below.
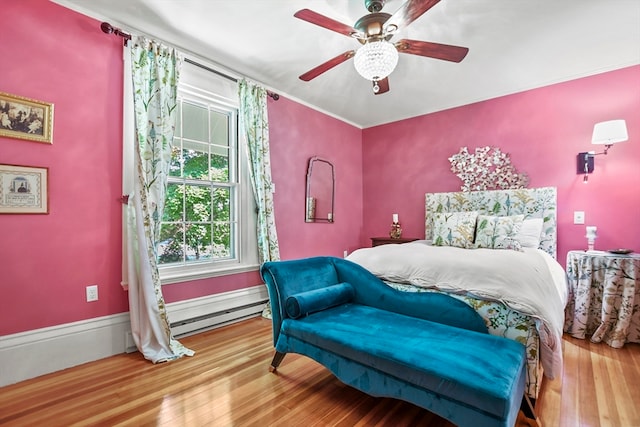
[1,317,638,426]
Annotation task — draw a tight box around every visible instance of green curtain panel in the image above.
[125,36,193,362]
[238,79,280,264]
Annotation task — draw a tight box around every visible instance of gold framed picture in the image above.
[0,91,54,144]
[0,164,49,214]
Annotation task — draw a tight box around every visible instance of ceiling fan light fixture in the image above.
[353,40,398,81]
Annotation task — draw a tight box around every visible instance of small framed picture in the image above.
[0,91,54,144]
[0,164,49,214]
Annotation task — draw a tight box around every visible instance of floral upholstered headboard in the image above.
[425,187,557,258]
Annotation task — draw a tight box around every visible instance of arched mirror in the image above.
[305,157,335,223]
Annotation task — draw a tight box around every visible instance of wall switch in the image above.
[86,284,98,302]
[574,211,585,225]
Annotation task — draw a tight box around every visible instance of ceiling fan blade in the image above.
[395,39,469,62]
[383,0,440,32]
[294,9,356,37]
[374,77,390,95]
[299,51,356,81]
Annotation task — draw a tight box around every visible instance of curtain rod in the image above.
[100,22,279,100]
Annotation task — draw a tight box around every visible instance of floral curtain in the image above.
[238,79,280,264]
[125,36,193,362]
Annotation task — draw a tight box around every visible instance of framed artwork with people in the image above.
[0,164,49,214]
[0,92,54,144]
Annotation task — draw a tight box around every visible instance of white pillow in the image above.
[516,218,544,248]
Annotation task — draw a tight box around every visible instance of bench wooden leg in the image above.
[520,394,541,426]
[269,351,286,372]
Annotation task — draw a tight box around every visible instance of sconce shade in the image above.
[592,120,628,145]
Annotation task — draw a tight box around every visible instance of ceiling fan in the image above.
[295,0,469,95]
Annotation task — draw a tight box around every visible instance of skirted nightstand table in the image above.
[564,250,640,348]
[370,237,420,247]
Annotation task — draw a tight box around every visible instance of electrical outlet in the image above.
[574,211,585,225]
[86,284,98,302]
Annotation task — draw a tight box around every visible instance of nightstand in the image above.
[564,250,640,348]
[370,237,420,247]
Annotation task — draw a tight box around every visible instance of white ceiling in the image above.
[52,0,640,128]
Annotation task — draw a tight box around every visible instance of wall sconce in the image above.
[578,119,628,183]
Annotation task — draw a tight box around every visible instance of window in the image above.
[157,61,258,284]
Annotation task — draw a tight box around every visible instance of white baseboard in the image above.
[0,285,269,387]
[0,313,131,387]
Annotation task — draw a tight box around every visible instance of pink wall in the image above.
[0,1,363,336]
[362,65,640,265]
[268,97,364,259]
[0,1,127,335]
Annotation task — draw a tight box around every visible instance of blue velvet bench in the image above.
[261,256,537,427]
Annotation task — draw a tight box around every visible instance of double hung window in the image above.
[157,61,258,283]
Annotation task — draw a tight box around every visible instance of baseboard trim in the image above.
[0,312,131,387]
[0,285,269,387]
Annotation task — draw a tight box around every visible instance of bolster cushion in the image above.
[285,282,355,319]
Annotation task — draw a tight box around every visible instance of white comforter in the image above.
[346,242,568,379]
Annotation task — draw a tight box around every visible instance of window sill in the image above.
[160,262,260,285]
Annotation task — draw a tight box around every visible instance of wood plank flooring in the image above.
[1,317,638,426]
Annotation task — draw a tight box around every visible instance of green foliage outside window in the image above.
[158,101,234,265]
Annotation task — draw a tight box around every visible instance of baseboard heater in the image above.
[170,299,268,338]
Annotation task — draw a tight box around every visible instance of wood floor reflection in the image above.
[1,317,638,426]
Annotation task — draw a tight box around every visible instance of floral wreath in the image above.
[449,146,528,192]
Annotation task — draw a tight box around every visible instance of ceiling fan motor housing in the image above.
[354,12,393,43]
[365,0,385,12]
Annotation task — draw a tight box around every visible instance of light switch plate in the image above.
[574,211,585,224]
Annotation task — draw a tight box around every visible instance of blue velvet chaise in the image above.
[261,256,535,427]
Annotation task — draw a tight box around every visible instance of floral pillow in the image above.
[432,211,478,248]
[474,214,525,251]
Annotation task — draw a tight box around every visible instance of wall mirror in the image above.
[305,157,335,223]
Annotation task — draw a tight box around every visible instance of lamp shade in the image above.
[592,120,628,145]
[353,40,398,81]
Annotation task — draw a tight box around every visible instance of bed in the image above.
[346,187,568,400]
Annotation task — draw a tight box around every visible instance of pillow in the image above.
[474,214,525,251]
[285,282,354,319]
[432,211,478,248]
[515,218,544,248]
